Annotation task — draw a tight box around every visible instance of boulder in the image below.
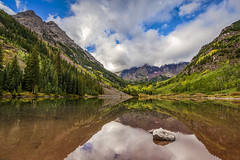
[149,128,176,141]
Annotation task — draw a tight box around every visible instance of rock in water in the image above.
[149,128,176,141]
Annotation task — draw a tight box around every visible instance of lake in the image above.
[0,98,239,160]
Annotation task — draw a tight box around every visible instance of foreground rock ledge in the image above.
[149,128,176,141]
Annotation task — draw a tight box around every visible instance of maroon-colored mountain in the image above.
[115,62,189,82]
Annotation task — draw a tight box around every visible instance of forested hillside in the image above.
[0,10,108,96]
[13,10,126,89]
[124,20,240,96]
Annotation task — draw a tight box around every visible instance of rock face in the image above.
[13,10,74,47]
[116,62,189,82]
[13,10,103,67]
[149,128,176,141]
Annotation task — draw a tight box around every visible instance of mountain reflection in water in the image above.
[65,121,220,160]
[0,98,239,160]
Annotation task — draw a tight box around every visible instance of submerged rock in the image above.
[149,128,176,141]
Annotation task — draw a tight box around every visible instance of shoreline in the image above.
[1,92,240,101]
[0,92,132,100]
[138,93,240,101]
[0,92,96,100]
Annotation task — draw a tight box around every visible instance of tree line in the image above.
[0,9,103,96]
[0,43,103,96]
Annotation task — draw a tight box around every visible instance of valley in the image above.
[0,9,240,98]
[0,1,240,160]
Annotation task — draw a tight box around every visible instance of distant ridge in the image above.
[115,62,189,82]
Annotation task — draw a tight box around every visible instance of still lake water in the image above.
[0,98,239,160]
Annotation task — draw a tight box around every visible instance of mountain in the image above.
[0,9,127,97]
[124,19,240,95]
[12,10,125,88]
[116,62,188,82]
[13,10,102,67]
[153,19,240,94]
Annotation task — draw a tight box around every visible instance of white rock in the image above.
[150,128,176,141]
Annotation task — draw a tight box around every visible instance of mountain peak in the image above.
[14,10,41,20]
[142,64,151,68]
[13,10,104,68]
[117,62,189,82]
[22,10,36,16]
[13,10,75,47]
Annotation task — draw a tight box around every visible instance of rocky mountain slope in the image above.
[116,62,188,82]
[12,10,125,88]
[13,10,102,67]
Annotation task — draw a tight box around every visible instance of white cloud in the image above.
[15,0,27,11]
[66,121,175,160]
[0,1,16,15]
[15,0,20,9]
[161,24,168,29]
[179,1,201,17]
[66,121,218,160]
[48,0,240,72]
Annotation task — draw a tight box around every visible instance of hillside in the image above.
[125,20,240,95]
[155,19,240,95]
[116,62,188,82]
[12,10,126,89]
[0,9,127,97]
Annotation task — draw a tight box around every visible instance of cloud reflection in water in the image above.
[65,121,219,160]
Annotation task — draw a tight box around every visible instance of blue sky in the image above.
[0,0,224,36]
[0,0,75,20]
[1,0,240,71]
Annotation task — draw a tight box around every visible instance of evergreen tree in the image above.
[55,52,62,88]
[2,63,10,91]
[8,55,22,92]
[24,46,39,92]
[0,11,105,96]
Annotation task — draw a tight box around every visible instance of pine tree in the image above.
[55,52,62,88]
[24,46,39,92]
[8,55,22,92]
[2,63,10,91]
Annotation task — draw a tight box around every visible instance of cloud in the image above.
[0,1,16,15]
[66,121,218,160]
[179,1,201,17]
[161,24,168,29]
[66,121,175,160]
[15,0,27,11]
[48,0,240,72]
[15,0,20,9]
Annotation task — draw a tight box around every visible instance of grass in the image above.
[124,61,240,97]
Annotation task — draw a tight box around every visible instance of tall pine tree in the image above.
[8,55,22,92]
[24,46,39,92]
[55,52,62,88]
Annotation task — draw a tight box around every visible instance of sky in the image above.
[1,0,240,72]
